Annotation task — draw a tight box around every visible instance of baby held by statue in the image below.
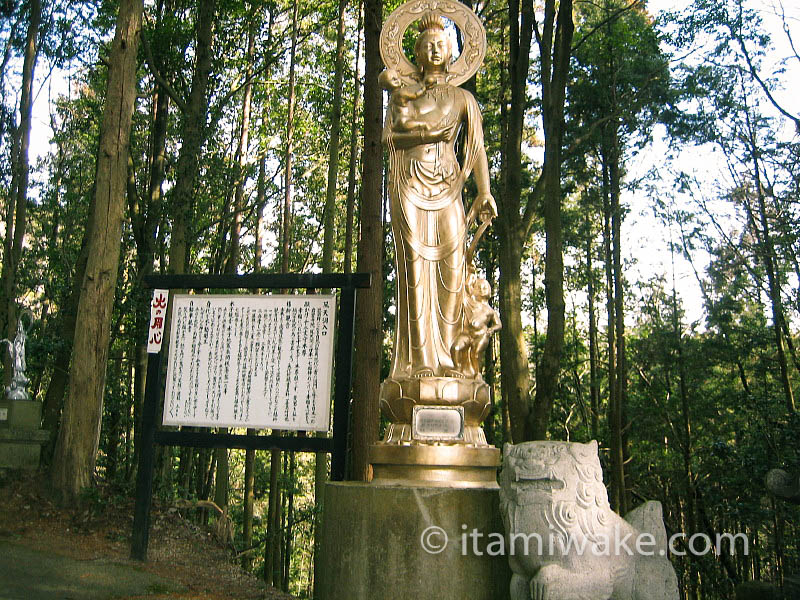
[379,68,456,135]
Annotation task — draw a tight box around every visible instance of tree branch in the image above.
[564,114,617,158]
[730,4,800,131]
[140,27,187,113]
[571,0,641,54]
[522,171,545,237]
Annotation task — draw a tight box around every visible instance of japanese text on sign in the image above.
[147,289,169,353]
[163,294,335,431]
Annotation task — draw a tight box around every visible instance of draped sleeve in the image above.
[458,88,485,184]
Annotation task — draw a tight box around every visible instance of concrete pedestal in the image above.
[370,443,501,487]
[318,481,510,600]
[0,400,47,469]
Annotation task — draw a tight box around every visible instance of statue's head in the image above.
[499,440,610,513]
[468,275,491,302]
[378,68,402,91]
[414,13,452,73]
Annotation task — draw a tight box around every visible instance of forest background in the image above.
[1,0,798,598]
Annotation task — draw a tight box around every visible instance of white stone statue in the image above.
[499,441,679,600]
[2,312,33,401]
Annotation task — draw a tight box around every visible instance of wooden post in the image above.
[332,287,356,481]
[130,351,162,560]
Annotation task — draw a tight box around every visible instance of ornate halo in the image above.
[380,0,487,88]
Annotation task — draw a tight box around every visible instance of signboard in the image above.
[163,294,336,431]
[147,289,168,353]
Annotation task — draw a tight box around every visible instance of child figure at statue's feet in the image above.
[450,273,501,379]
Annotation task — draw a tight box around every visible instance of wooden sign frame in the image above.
[131,272,370,561]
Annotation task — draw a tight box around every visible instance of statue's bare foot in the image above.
[412,368,435,378]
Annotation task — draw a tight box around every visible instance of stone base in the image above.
[380,376,492,446]
[370,443,500,488]
[317,481,510,600]
[6,399,42,429]
[0,428,48,469]
[382,421,490,445]
[0,400,46,469]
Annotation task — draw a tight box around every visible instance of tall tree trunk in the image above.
[254,156,267,269]
[242,127,266,572]
[277,454,286,589]
[242,428,255,570]
[281,0,300,274]
[105,358,122,480]
[215,14,257,529]
[168,0,215,275]
[267,4,300,583]
[610,127,628,515]
[497,230,529,443]
[321,0,348,273]
[745,123,795,413]
[213,440,228,509]
[1,0,41,381]
[343,4,363,275]
[125,356,134,477]
[602,149,621,511]
[526,0,574,440]
[51,0,144,503]
[161,0,215,493]
[131,85,170,482]
[40,204,93,465]
[586,210,599,441]
[131,0,173,472]
[283,452,296,592]
[265,444,281,587]
[496,23,513,447]
[350,0,383,481]
[671,254,699,600]
[498,0,534,443]
[242,156,269,569]
[314,0,350,590]
[482,243,499,444]
[178,445,194,496]
[224,20,256,274]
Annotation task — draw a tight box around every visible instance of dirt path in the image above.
[0,472,296,600]
[0,540,184,599]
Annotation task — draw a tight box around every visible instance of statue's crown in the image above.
[417,12,446,33]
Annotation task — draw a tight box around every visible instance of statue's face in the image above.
[388,71,402,88]
[380,68,401,90]
[416,29,451,72]
[477,279,491,299]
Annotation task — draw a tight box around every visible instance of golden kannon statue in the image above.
[376,1,500,452]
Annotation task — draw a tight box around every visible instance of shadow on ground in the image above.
[0,540,185,600]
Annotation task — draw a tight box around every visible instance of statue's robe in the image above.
[385,85,485,378]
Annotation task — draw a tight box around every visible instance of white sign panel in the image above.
[163,294,335,431]
[147,289,169,353]
[412,406,464,441]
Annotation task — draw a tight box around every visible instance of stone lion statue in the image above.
[499,441,679,600]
